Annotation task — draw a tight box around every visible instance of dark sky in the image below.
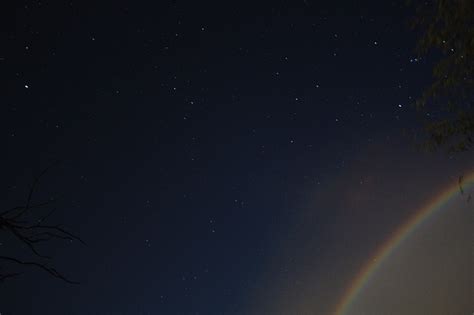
[1,1,472,314]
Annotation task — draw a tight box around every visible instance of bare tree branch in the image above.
[0,162,83,284]
[0,256,79,284]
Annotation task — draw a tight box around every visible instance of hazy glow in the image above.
[332,170,474,315]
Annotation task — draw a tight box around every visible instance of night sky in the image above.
[1,1,472,314]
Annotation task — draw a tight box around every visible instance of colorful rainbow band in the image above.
[332,171,474,315]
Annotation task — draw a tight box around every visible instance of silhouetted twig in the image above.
[0,163,84,284]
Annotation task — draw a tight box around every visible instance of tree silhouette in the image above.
[0,164,84,284]
[410,0,474,152]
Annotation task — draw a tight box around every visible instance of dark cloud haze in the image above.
[1,1,472,314]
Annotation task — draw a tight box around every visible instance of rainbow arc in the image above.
[332,171,473,315]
